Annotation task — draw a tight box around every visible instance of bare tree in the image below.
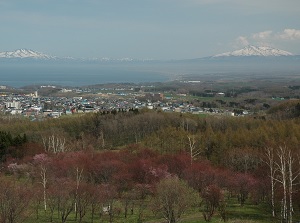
[263,147,276,217]
[76,183,93,223]
[187,135,201,165]
[272,145,299,223]
[74,167,83,220]
[287,148,299,223]
[33,153,51,212]
[51,179,75,223]
[274,146,288,222]
[42,134,67,153]
[0,178,31,223]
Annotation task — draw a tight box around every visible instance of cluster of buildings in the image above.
[0,86,239,120]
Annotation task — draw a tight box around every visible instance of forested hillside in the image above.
[0,100,300,223]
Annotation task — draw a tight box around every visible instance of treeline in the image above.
[0,102,300,167]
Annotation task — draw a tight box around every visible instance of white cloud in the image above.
[252,30,273,40]
[277,29,300,40]
[235,36,249,47]
[251,30,273,47]
[233,28,300,49]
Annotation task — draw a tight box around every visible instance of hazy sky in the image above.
[0,0,299,59]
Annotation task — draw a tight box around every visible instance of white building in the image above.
[5,101,21,109]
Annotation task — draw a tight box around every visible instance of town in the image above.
[0,81,267,120]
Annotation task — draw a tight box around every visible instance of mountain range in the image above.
[0,46,298,62]
[0,49,144,62]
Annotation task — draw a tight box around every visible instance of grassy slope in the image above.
[23,198,277,223]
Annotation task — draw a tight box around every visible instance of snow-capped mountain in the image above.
[213,45,293,57]
[0,49,148,62]
[0,49,56,59]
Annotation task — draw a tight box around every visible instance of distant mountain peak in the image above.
[0,49,56,59]
[213,45,293,57]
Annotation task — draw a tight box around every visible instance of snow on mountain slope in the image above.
[0,49,56,59]
[0,49,144,62]
[213,45,293,57]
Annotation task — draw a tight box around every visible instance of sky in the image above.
[0,0,299,59]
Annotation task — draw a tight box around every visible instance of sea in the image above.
[0,63,170,88]
[1,58,300,88]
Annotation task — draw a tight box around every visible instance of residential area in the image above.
[0,82,256,120]
[2,75,299,121]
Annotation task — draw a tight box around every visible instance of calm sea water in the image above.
[0,63,169,88]
[1,59,300,88]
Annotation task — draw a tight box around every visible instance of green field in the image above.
[22,197,276,223]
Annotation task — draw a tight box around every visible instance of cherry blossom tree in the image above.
[232,173,256,206]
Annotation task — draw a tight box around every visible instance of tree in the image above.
[187,135,201,165]
[76,183,93,223]
[201,184,224,222]
[157,153,190,178]
[32,153,51,212]
[0,131,27,162]
[42,134,67,154]
[132,183,153,223]
[232,173,256,206]
[99,184,118,223]
[89,185,104,223]
[226,148,260,173]
[273,145,299,223]
[46,186,58,222]
[263,147,276,217]
[51,179,75,223]
[57,152,87,220]
[183,161,215,193]
[152,177,197,223]
[31,184,43,220]
[120,191,135,219]
[0,178,32,223]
